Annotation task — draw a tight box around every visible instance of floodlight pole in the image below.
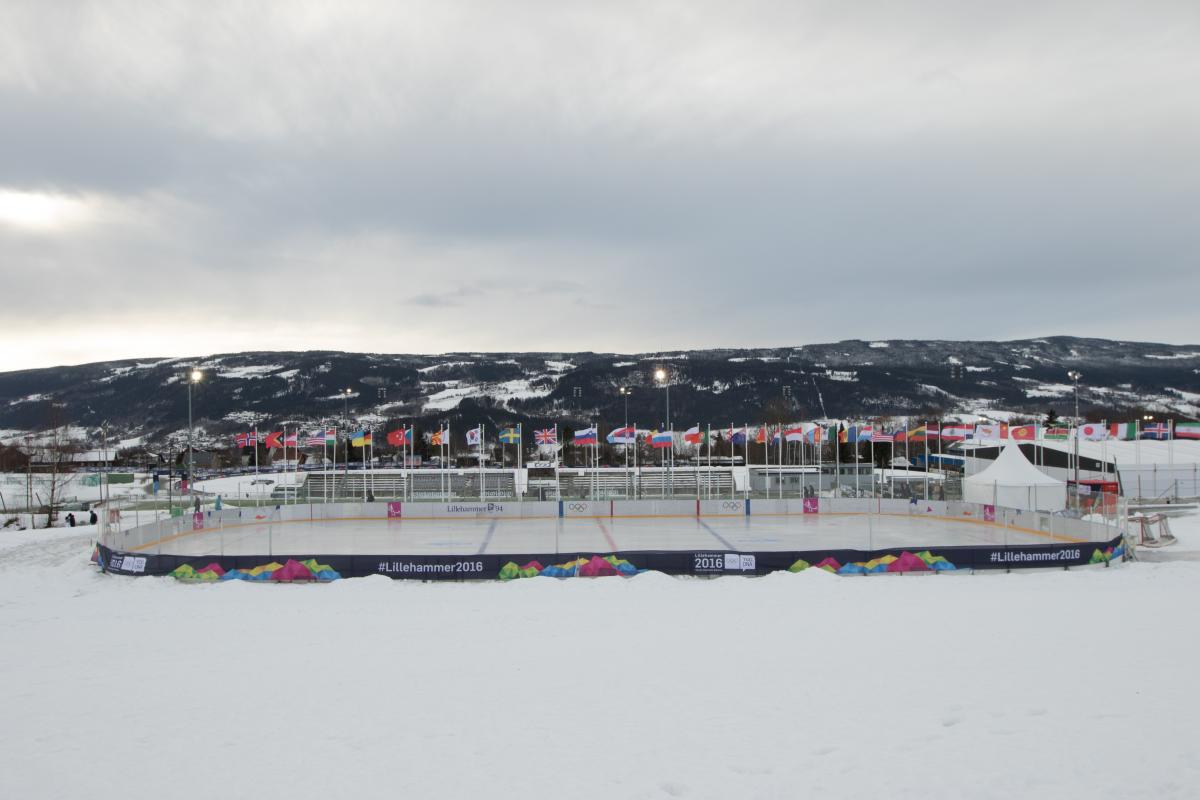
[1068,370,1082,507]
[342,388,352,501]
[187,369,202,502]
[620,387,631,497]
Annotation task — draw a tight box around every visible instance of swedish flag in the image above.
[499,426,521,444]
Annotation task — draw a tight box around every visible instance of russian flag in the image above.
[651,431,672,448]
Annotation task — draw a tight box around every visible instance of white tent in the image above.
[963,443,1067,512]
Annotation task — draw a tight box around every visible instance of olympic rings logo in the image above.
[721,501,743,510]
[568,502,589,512]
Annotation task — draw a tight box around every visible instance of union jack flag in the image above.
[534,428,557,445]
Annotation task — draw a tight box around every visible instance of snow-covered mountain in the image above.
[2,337,1198,449]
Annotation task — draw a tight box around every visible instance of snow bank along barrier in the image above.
[95,497,1131,582]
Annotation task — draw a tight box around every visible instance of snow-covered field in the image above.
[1,516,1198,799]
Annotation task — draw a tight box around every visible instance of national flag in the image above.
[430,429,446,446]
[729,427,747,446]
[856,425,874,442]
[283,431,298,447]
[1044,427,1069,440]
[306,430,328,446]
[838,427,848,444]
[871,431,894,443]
[534,428,557,445]
[682,426,703,445]
[1175,422,1200,440]
[1010,424,1038,441]
[574,427,598,445]
[1078,423,1108,441]
[755,426,768,444]
[351,431,373,447]
[651,430,672,448]
[907,425,927,442]
[926,422,942,439]
[606,426,636,444]
[1109,422,1138,440]
[1140,423,1169,440]
[499,427,521,444]
[264,431,283,449]
[235,433,250,447]
[806,425,824,444]
[974,423,1007,440]
[387,428,413,447]
[940,425,973,441]
[782,427,805,443]
[466,427,481,446]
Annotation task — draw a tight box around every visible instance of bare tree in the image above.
[33,407,80,527]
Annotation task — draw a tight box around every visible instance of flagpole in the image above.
[817,425,823,499]
[871,434,876,499]
[1169,418,1175,471]
[742,423,748,501]
[854,425,860,497]
[479,424,485,502]
[633,423,639,500]
[834,423,841,499]
[923,421,929,500]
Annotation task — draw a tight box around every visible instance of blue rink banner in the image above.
[94,534,1128,582]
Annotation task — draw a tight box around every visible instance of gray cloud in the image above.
[1,0,1198,369]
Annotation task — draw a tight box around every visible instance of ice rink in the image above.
[140,511,1070,557]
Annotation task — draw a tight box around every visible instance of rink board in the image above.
[97,500,1129,580]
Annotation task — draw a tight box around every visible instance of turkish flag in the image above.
[387,429,407,447]
[264,431,283,449]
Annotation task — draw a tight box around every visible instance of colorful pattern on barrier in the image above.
[788,550,958,575]
[1089,542,1126,564]
[171,558,342,582]
[499,554,641,580]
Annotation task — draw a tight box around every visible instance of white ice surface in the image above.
[140,512,1073,558]
[1,521,1197,799]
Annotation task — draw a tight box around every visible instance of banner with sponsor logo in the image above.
[95,534,1126,582]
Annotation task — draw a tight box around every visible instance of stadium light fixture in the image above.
[653,369,670,430]
[186,368,203,504]
[1067,370,1082,496]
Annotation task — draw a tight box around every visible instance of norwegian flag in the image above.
[235,431,258,447]
[534,428,557,445]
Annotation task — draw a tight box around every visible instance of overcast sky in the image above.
[1,1,1197,370]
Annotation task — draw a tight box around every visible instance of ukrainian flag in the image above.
[499,427,521,444]
[352,431,373,447]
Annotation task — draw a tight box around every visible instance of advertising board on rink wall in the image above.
[95,533,1127,583]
